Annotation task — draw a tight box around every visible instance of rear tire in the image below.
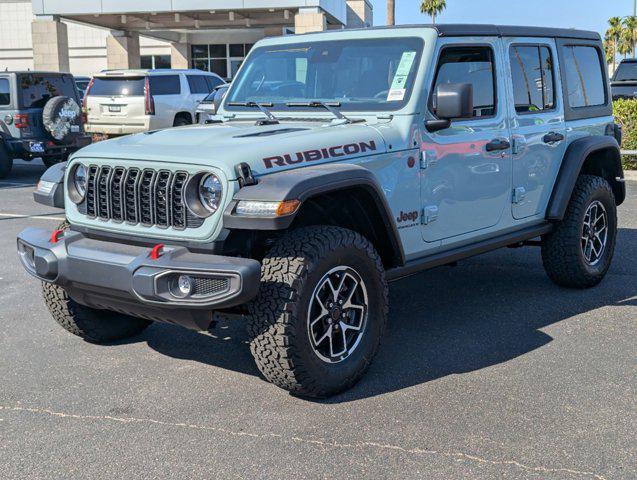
[248,226,388,398]
[541,175,617,288]
[173,114,192,127]
[0,141,12,179]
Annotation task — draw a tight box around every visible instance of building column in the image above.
[263,26,284,38]
[170,42,190,69]
[106,31,140,70]
[294,8,327,34]
[346,0,373,28]
[31,17,70,72]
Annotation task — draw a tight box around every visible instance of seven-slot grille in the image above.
[81,165,203,230]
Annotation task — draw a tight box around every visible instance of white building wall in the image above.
[0,0,171,75]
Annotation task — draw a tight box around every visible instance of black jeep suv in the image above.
[0,71,91,178]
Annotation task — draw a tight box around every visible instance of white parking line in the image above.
[0,213,65,221]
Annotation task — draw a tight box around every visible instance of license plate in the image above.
[109,105,121,113]
[29,142,45,153]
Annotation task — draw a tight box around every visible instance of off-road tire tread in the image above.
[542,174,616,288]
[40,221,151,343]
[248,226,388,398]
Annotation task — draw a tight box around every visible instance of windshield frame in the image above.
[223,36,424,114]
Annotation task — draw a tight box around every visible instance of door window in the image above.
[205,76,224,91]
[431,46,496,118]
[187,75,210,94]
[0,78,9,106]
[509,45,555,113]
[562,46,606,108]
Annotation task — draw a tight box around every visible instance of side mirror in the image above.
[213,86,229,113]
[426,83,474,132]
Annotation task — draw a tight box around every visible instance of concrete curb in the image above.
[624,170,637,181]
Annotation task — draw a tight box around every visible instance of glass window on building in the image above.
[141,55,172,69]
[191,44,253,80]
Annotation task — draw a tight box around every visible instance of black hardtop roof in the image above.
[346,24,600,41]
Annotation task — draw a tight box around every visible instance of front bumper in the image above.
[17,228,261,329]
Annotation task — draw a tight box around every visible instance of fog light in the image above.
[170,274,194,299]
[18,241,35,269]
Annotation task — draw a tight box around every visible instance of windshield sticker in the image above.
[387,51,416,102]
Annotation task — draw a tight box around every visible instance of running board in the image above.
[386,223,554,282]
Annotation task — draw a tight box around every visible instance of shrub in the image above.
[613,98,637,170]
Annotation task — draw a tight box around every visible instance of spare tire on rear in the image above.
[42,96,82,144]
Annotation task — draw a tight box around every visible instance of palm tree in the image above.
[387,0,395,26]
[420,0,446,25]
[607,17,623,72]
[623,15,637,58]
[618,28,633,59]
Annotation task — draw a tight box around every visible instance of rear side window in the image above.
[89,77,145,97]
[19,74,76,108]
[187,75,210,94]
[432,46,496,118]
[149,75,181,95]
[562,46,606,108]
[0,78,9,106]
[205,76,224,90]
[509,45,555,113]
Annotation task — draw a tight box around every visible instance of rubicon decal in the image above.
[263,140,377,169]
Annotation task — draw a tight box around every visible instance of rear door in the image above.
[505,38,566,220]
[86,75,146,127]
[0,74,17,138]
[186,74,213,112]
[148,74,182,127]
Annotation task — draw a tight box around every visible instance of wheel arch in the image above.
[174,111,193,124]
[223,163,405,268]
[546,135,625,221]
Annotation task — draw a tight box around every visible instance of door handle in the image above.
[543,132,565,144]
[485,138,511,152]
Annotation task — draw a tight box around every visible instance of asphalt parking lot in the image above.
[0,160,635,480]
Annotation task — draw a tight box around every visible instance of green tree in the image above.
[387,0,395,26]
[606,16,624,71]
[619,28,634,59]
[420,0,446,24]
[623,15,637,58]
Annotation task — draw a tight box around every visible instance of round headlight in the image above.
[74,164,88,199]
[198,174,223,213]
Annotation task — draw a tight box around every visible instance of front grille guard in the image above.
[79,165,202,230]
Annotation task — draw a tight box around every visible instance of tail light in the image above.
[81,78,94,124]
[14,114,29,129]
[144,77,155,115]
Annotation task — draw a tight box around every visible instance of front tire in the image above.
[248,226,388,398]
[542,175,617,288]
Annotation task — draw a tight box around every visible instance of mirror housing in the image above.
[426,83,474,133]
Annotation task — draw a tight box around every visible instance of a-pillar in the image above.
[31,17,70,72]
[106,31,140,70]
[294,8,327,34]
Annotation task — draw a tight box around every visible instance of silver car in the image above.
[195,84,229,124]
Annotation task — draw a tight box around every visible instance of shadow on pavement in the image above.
[120,227,637,403]
[0,159,46,189]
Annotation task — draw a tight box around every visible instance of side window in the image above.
[562,46,606,108]
[432,46,496,118]
[149,75,181,95]
[187,75,209,94]
[205,76,224,91]
[0,78,10,106]
[509,45,555,113]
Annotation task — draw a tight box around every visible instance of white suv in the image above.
[83,69,225,136]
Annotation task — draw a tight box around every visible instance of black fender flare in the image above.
[223,163,405,265]
[33,161,67,208]
[546,136,625,221]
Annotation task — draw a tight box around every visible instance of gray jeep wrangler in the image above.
[17,25,625,397]
[0,71,91,178]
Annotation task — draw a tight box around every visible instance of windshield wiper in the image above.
[227,101,279,125]
[286,101,362,124]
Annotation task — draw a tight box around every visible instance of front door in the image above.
[421,39,512,242]
[505,39,567,219]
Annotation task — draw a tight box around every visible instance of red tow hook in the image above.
[150,244,165,260]
[50,229,64,244]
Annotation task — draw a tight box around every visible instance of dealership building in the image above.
[0,0,373,78]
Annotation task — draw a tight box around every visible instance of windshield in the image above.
[19,74,77,108]
[614,62,637,81]
[225,37,423,112]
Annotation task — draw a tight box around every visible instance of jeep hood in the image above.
[74,121,389,180]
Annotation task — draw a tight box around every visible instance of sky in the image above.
[367,0,634,37]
